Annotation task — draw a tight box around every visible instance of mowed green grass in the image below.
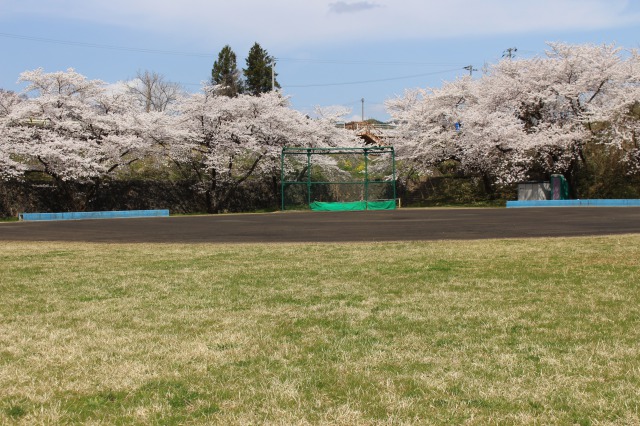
[1,236,639,425]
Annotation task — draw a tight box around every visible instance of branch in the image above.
[586,79,608,104]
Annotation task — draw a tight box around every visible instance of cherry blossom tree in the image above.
[0,69,361,213]
[495,43,638,184]
[127,70,184,113]
[0,69,157,211]
[160,87,359,213]
[3,69,151,183]
[388,42,640,197]
[386,77,525,193]
[0,89,27,179]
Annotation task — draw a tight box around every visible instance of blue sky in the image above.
[1,0,639,121]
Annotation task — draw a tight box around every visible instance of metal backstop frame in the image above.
[280,146,396,211]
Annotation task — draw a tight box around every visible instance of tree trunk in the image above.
[481,172,495,200]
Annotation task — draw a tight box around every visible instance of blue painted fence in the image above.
[19,209,170,221]
[507,199,640,208]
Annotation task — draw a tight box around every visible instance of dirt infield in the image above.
[2,207,640,243]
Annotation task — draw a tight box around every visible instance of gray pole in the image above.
[272,61,276,92]
[463,65,477,76]
[361,98,364,121]
[503,47,517,59]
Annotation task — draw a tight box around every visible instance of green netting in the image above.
[310,200,395,211]
[367,200,396,210]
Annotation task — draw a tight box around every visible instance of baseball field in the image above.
[1,209,639,424]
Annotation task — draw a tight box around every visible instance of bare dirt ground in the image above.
[2,207,640,243]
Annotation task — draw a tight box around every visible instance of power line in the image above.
[276,57,466,67]
[1,32,468,67]
[185,68,463,90]
[283,68,463,88]
[0,32,213,57]
[2,31,470,91]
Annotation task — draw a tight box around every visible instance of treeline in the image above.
[0,179,279,217]
[388,42,640,200]
[2,42,640,217]
[0,68,358,217]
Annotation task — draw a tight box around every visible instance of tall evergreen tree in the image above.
[243,42,280,96]
[211,45,243,97]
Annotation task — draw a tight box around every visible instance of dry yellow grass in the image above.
[1,236,639,424]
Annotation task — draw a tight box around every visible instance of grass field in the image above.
[1,236,639,425]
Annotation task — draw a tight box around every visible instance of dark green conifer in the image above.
[243,42,279,96]
[211,45,243,97]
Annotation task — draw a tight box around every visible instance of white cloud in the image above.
[328,2,383,14]
[4,0,640,49]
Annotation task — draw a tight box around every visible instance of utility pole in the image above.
[271,60,276,92]
[361,98,365,122]
[503,47,518,59]
[463,65,477,77]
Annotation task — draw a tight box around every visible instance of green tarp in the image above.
[310,200,396,211]
[550,174,570,200]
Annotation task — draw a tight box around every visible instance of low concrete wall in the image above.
[19,209,170,221]
[507,200,640,208]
